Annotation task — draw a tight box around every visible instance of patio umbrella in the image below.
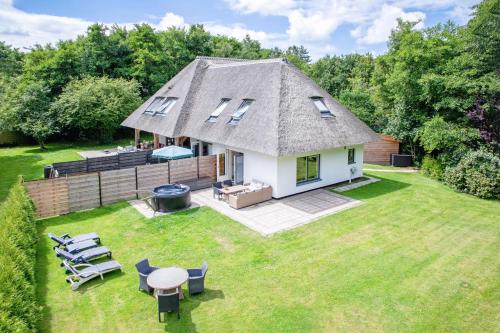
[151,145,194,161]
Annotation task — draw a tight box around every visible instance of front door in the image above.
[233,153,244,185]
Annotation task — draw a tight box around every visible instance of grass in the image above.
[0,139,135,201]
[36,171,500,332]
[363,163,417,170]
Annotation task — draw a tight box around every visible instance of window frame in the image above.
[296,154,321,185]
[155,97,178,116]
[310,97,334,118]
[207,98,230,122]
[348,148,355,165]
[228,99,253,125]
[144,96,177,116]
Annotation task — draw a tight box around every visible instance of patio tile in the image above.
[188,188,362,236]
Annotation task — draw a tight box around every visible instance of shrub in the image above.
[421,155,444,180]
[0,180,40,332]
[444,149,500,199]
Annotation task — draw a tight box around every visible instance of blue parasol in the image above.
[151,145,193,160]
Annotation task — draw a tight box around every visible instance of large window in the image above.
[228,99,253,125]
[208,99,230,122]
[348,148,355,164]
[296,154,320,184]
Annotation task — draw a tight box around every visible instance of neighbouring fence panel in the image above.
[24,178,69,218]
[136,163,169,198]
[87,155,119,173]
[100,168,137,205]
[198,155,217,179]
[67,173,100,211]
[118,150,151,168]
[170,158,198,183]
[52,160,87,175]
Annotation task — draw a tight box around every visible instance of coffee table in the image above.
[147,267,189,299]
[220,185,247,200]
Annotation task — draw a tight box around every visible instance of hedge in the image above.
[444,149,500,199]
[0,180,40,332]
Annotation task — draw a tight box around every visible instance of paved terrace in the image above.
[191,188,362,236]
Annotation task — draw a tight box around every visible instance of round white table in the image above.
[147,267,189,299]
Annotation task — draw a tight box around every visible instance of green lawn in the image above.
[36,171,500,332]
[0,139,135,201]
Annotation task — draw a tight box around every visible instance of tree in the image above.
[51,77,141,142]
[4,82,57,149]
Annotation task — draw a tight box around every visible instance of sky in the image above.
[0,0,480,60]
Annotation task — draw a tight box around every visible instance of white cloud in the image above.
[157,12,188,30]
[287,9,340,42]
[0,0,91,48]
[225,0,296,15]
[353,4,425,45]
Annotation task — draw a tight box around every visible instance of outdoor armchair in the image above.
[63,260,122,291]
[212,182,223,200]
[55,246,112,265]
[135,259,159,293]
[48,232,100,248]
[187,261,208,295]
[157,290,180,321]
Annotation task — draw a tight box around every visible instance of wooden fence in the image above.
[52,150,152,175]
[25,155,216,218]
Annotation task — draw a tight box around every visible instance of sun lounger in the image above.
[65,239,98,254]
[55,246,112,265]
[48,232,100,248]
[63,260,122,290]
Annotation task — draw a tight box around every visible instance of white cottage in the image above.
[122,56,378,198]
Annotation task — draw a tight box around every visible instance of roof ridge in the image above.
[207,58,286,69]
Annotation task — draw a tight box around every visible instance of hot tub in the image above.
[151,184,191,212]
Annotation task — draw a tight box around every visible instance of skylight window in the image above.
[311,97,334,118]
[144,97,177,115]
[228,99,253,125]
[207,98,230,122]
[156,97,177,115]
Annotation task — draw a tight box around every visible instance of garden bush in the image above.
[0,179,40,332]
[444,149,500,199]
[421,155,444,180]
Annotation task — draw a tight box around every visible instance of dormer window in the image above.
[228,99,253,125]
[144,97,177,116]
[311,97,333,118]
[207,98,230,122]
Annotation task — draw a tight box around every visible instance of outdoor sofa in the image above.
[228,183,272,209]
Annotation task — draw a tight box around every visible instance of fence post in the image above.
[135,167,138,199]
[86,158,89,173]
[197,156,200,179]
[98,172,102,207]
[167,161,171,184]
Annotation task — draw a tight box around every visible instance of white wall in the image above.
[274,144,364,198]
[190,137,364,198]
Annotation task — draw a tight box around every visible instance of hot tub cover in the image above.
[152,145,193,160]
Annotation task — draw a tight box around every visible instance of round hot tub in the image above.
[152,184,191,212]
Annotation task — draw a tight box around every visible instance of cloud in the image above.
[225,0,296,15]
[352,4,425,45]
[157,12,188,30]
[0,0,91,48]
[287,9,340,42]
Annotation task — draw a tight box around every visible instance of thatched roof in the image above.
[121,56,378,157]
